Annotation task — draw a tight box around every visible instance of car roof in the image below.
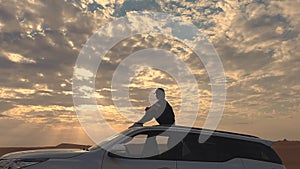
[130,125,273,146]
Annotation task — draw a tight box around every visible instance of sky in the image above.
[0,0,299,147]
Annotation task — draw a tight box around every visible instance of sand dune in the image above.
[0,141,299,169]
[272,140,300,169]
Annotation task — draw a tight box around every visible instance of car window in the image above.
[234,140,282,164]
[214,136,282,164]
[180,133,282,164]
[156,135,169,154]
[116,131,182,160]
[181,133,218,162]
[89,130,132,151]
[123,134,148,156]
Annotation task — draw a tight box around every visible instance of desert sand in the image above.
[272,140,300,169]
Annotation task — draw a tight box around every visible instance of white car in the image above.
[0,126,285,169]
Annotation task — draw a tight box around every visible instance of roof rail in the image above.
[147,125,259,138]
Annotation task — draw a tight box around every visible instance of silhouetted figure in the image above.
[129,88,175,128]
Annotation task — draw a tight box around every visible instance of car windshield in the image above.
[88,129,134,151]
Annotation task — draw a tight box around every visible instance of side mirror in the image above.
[108,144,127,158]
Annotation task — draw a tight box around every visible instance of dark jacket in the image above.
[138,99,175,125]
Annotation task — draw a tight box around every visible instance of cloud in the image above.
[204,0,300,122]
[112,0,162,16]
[0,0,299,146]
[2,51,36,63]
[1,105,76,125]
[0,114,8,118]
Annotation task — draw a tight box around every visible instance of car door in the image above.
[101,130,179,169]
[177,133,245,169]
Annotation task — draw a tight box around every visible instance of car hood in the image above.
[1,149,87,159]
